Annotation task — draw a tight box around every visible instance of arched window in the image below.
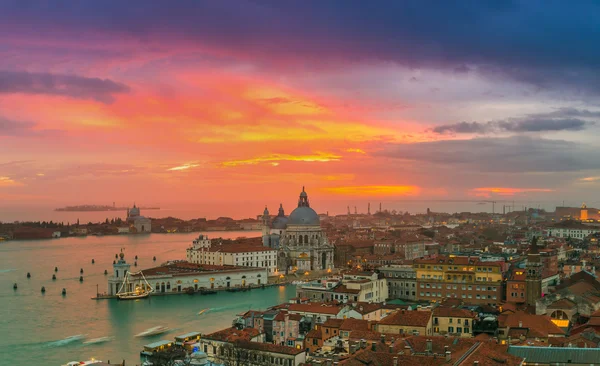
[299,236,303,244]
[156,283,160,291]
[242,275,246,279]
[166,282,171,290]
[304,235,309,243]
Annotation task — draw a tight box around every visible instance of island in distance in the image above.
[55,204,160,212]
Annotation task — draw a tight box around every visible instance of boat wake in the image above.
[0,268,15,273]
[83,336,113,345]
[45,335,86,348]
[135,326,170,338]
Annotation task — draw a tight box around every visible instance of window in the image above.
[464,327,469,333]
[449,318,453,323]
[448,326,454,333]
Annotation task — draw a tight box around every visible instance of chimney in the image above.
[508,336,512,344]
[445,351,451,362]
[361,339,366,349]
[518,321,523,328]
[474,362,479,366]
[371,342,377,351]
[444,345,449,352]
[381,334,386,343]
[404,345,412,355]
[389,345,393,353]
[393,357,398,366]
[426,339,433,353]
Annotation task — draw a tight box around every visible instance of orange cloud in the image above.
[322,185,421,196]
[346,148,366,154]
[167,163,200,171]
[220,152,341,167]
[0,176,22,187]
[471,187,554,197]
[580,177,600,182]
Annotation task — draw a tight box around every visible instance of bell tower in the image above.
[108,250,131,295]
[526,236,542,311]
[262,206,270,247]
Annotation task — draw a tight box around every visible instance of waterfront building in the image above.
[379,264,417,301]
[295,271,388,303]
[413,256,503,306]
[106,255,267,296]
[581,203,589,221]
[126,204,151,233]
[186,234,278,275]
[261,187,334,272]
[432,307,477,337]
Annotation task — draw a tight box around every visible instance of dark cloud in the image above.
[0,117,62,137]
[432,109,597,134]
[1,1,599,93]
[378,136,599,173]
[0,71,130,103]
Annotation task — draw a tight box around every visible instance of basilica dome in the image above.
[288,187,320,225]
[288,206,320,226]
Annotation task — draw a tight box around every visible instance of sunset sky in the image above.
[2,1,600,217]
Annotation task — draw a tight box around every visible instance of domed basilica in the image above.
[261,187,334,273]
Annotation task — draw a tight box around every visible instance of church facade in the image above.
[262,187,334,273]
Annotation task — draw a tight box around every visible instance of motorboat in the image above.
[62,360,103,366]
[197,308,209,315]
[135,326,171,338]
[83,336,113,345]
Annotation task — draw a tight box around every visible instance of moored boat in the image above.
[116,269,154,300]
[62,359,103,366]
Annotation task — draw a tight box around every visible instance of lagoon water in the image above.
[0,232,296,366]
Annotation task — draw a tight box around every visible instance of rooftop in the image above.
[378,310,432,327]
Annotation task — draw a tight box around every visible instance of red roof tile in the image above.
[378,310,432,327]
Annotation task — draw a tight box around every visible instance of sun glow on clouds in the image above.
[581,177,600,182]
[472,187,554,197]
[0,177,22,187]
[221,152,341,167]
[346,148,366,154]
[167,163,200,171]
[323,185,421,196]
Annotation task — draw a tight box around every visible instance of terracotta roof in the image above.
[352,302,383,314]
[498,312,566,337]
[461,343,524,366]
[233,340,305,355]
[547,298,577,309]
[204,327,260,342]
[340,318,372,331]
[323,318,344,328]
[433,307,477,319]
[333,285,360,294]
[288,313,303,321]
[306,329,322,339]
[378,310,432,327]
[414,255,502,267]
[134,261,264,278]
[288,303,342,315]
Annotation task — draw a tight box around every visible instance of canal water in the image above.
[0,232,296,366]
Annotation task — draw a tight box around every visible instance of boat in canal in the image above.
[116,270,153,300]
[62,359,103,366]
[135,326,171,338]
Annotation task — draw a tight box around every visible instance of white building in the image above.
[261,187,334,273]
[546,222,600,239]
[186,234,279,275]
[126,204,151,233]
[296,271,389,303]
[107,253,267,296]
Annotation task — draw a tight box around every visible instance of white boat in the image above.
[197,308,209,315]
[135,326,170,338]
[83,336,113,345]
[62,360,103,366]
[116,270,153,300]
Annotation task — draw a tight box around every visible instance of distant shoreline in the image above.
[55,205,160,212]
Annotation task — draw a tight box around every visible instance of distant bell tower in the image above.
[526,236,542,311]
[262,206,270,247]
[581,203,589,221]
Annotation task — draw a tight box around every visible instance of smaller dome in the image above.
[272,216,288,230]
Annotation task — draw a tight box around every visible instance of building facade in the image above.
[379,264,417,301]
[526,238,543,310]
[432,307,477,337]
[261,187,334,272]
[126,204,151,233]
[186,234,278,275]
[413,256,503,306]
